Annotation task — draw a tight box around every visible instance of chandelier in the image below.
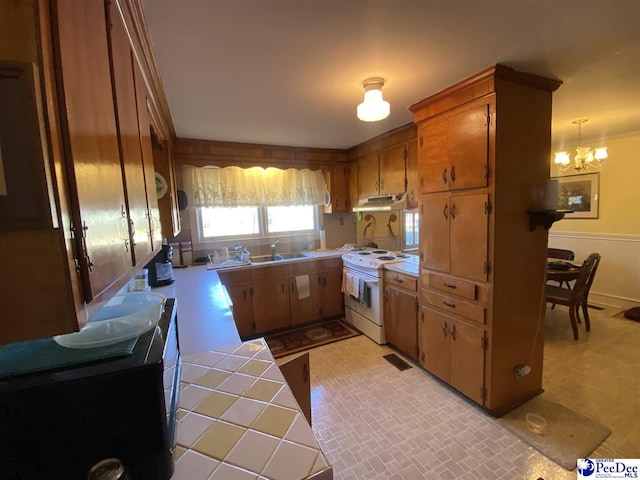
[554,119,607,172]
[357,77,390,122]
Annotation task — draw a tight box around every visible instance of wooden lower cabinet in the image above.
[383,270,418,360]
[252,279,290,332]
[420,306,485,405]
[289,274,323,326]
[220,257,345,339]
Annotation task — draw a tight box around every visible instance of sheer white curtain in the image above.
[182,165,328,207]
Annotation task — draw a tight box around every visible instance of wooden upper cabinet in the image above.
[421,192,450,273]
[348,161,358,210]
[357,145,408,198]
[324,164,349,213]
[405,140,419,209]
[418,100,491,194]
[357,154,379,198]
[153,140,181,238]
[55,0,130,301]
[132,60,162,251]
[107,1,152,265]
[379,143,407,194]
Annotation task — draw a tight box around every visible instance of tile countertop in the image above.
[150,254,339,479]
[173,338,332,480]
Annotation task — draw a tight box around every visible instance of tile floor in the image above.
[295,305,640,480]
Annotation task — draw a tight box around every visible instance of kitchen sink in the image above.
[250,252,310,263]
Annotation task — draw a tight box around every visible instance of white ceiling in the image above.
[141,0,640,151]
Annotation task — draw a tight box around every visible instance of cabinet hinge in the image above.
[484,164,492,179]
[403,146,408,160]
[420,251,424,262]
[481,336,488,350]
[419,136,423,148]
[420,204,423,215]
[415,345,419,358]
[415,299,419,312]
[480,387,487,401]
[483,261,491,275]
[485,112,491,127]
[420,176,424,187]
[421,311,424,321]
[484,201,492,215]
[404,178,408,190]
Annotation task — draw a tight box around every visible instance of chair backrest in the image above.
[548,248,575,261]
[570,253,601,303]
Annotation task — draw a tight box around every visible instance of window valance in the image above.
[182,165,328,207]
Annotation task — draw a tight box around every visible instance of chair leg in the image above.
[569,305,579,340]
[582,302,591,332]
[551,303,556,310]
[575,305,582,324]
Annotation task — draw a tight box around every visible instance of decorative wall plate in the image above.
[155,172,168,199]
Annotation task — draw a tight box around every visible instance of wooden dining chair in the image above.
[547,248,575,261]
[545,253,601,340]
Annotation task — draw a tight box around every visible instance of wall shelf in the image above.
[526,210,573,231]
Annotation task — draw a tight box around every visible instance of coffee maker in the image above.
[146,243,175,286]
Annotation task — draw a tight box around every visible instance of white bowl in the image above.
[526,413,548,435]
[54,293,166,349]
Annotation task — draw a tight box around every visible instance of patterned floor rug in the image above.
[265,318,360,358]
[499,395,611,470]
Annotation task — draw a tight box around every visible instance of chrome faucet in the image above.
[270,240,279,260]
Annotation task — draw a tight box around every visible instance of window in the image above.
[196,205,317,243]
[266,205,315,233]
[404,210,420,250]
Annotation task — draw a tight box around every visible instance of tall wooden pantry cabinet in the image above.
[410,64,561,415]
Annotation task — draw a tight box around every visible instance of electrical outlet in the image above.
[514,364,531,377]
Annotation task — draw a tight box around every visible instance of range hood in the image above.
[352,193,407,212]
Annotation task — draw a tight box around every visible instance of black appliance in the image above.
[146,244,175,287]
[0,299,181,480]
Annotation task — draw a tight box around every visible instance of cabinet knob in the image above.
[442,168,447,184]
[442,321,448,336]
[450,324,457,340]
[450,165,456,183]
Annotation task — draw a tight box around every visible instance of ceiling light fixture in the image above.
[554,119,608,172]
[357,77,390,122]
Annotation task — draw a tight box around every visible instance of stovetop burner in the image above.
[397,254,411,258]
[377,256,396,261]
[358,252,372,255]
[371,250,388,254]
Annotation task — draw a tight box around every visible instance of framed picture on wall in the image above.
[553,172,600,219]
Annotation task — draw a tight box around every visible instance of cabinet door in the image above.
[153,141,181,238]
[106,3,152,265]
[132,61,162,252]
[449,320,485,405]
[330,164,350,212]
[251,280,290,333]
[420,307,450,382]
[379,144,406,194]
[348,161,359,210]
[357,154,379,198]
[290,274,322,325]
[55,0,130,301]
[418,118,448,193]
[384,285,418,360]
[321,268,344,318]
[421,192,450,273]
[278,352,311,425]
[406,140,419,209]
[448,102,490,191]
[450,192,489,282]
[226,284,254,338]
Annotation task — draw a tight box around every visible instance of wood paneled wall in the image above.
[173,137,347,170]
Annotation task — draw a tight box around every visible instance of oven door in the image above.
[343,273,381,325]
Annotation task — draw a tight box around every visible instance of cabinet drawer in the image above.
[423,271,486,302]
[320,257,342,270]
[421,289,485,324]
[288,260,320,276]
[250,265,288,281]
[383,271,417,292]
[218,269,250,285]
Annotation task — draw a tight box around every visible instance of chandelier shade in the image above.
[554,119,607,172]
[357,77,390,122]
